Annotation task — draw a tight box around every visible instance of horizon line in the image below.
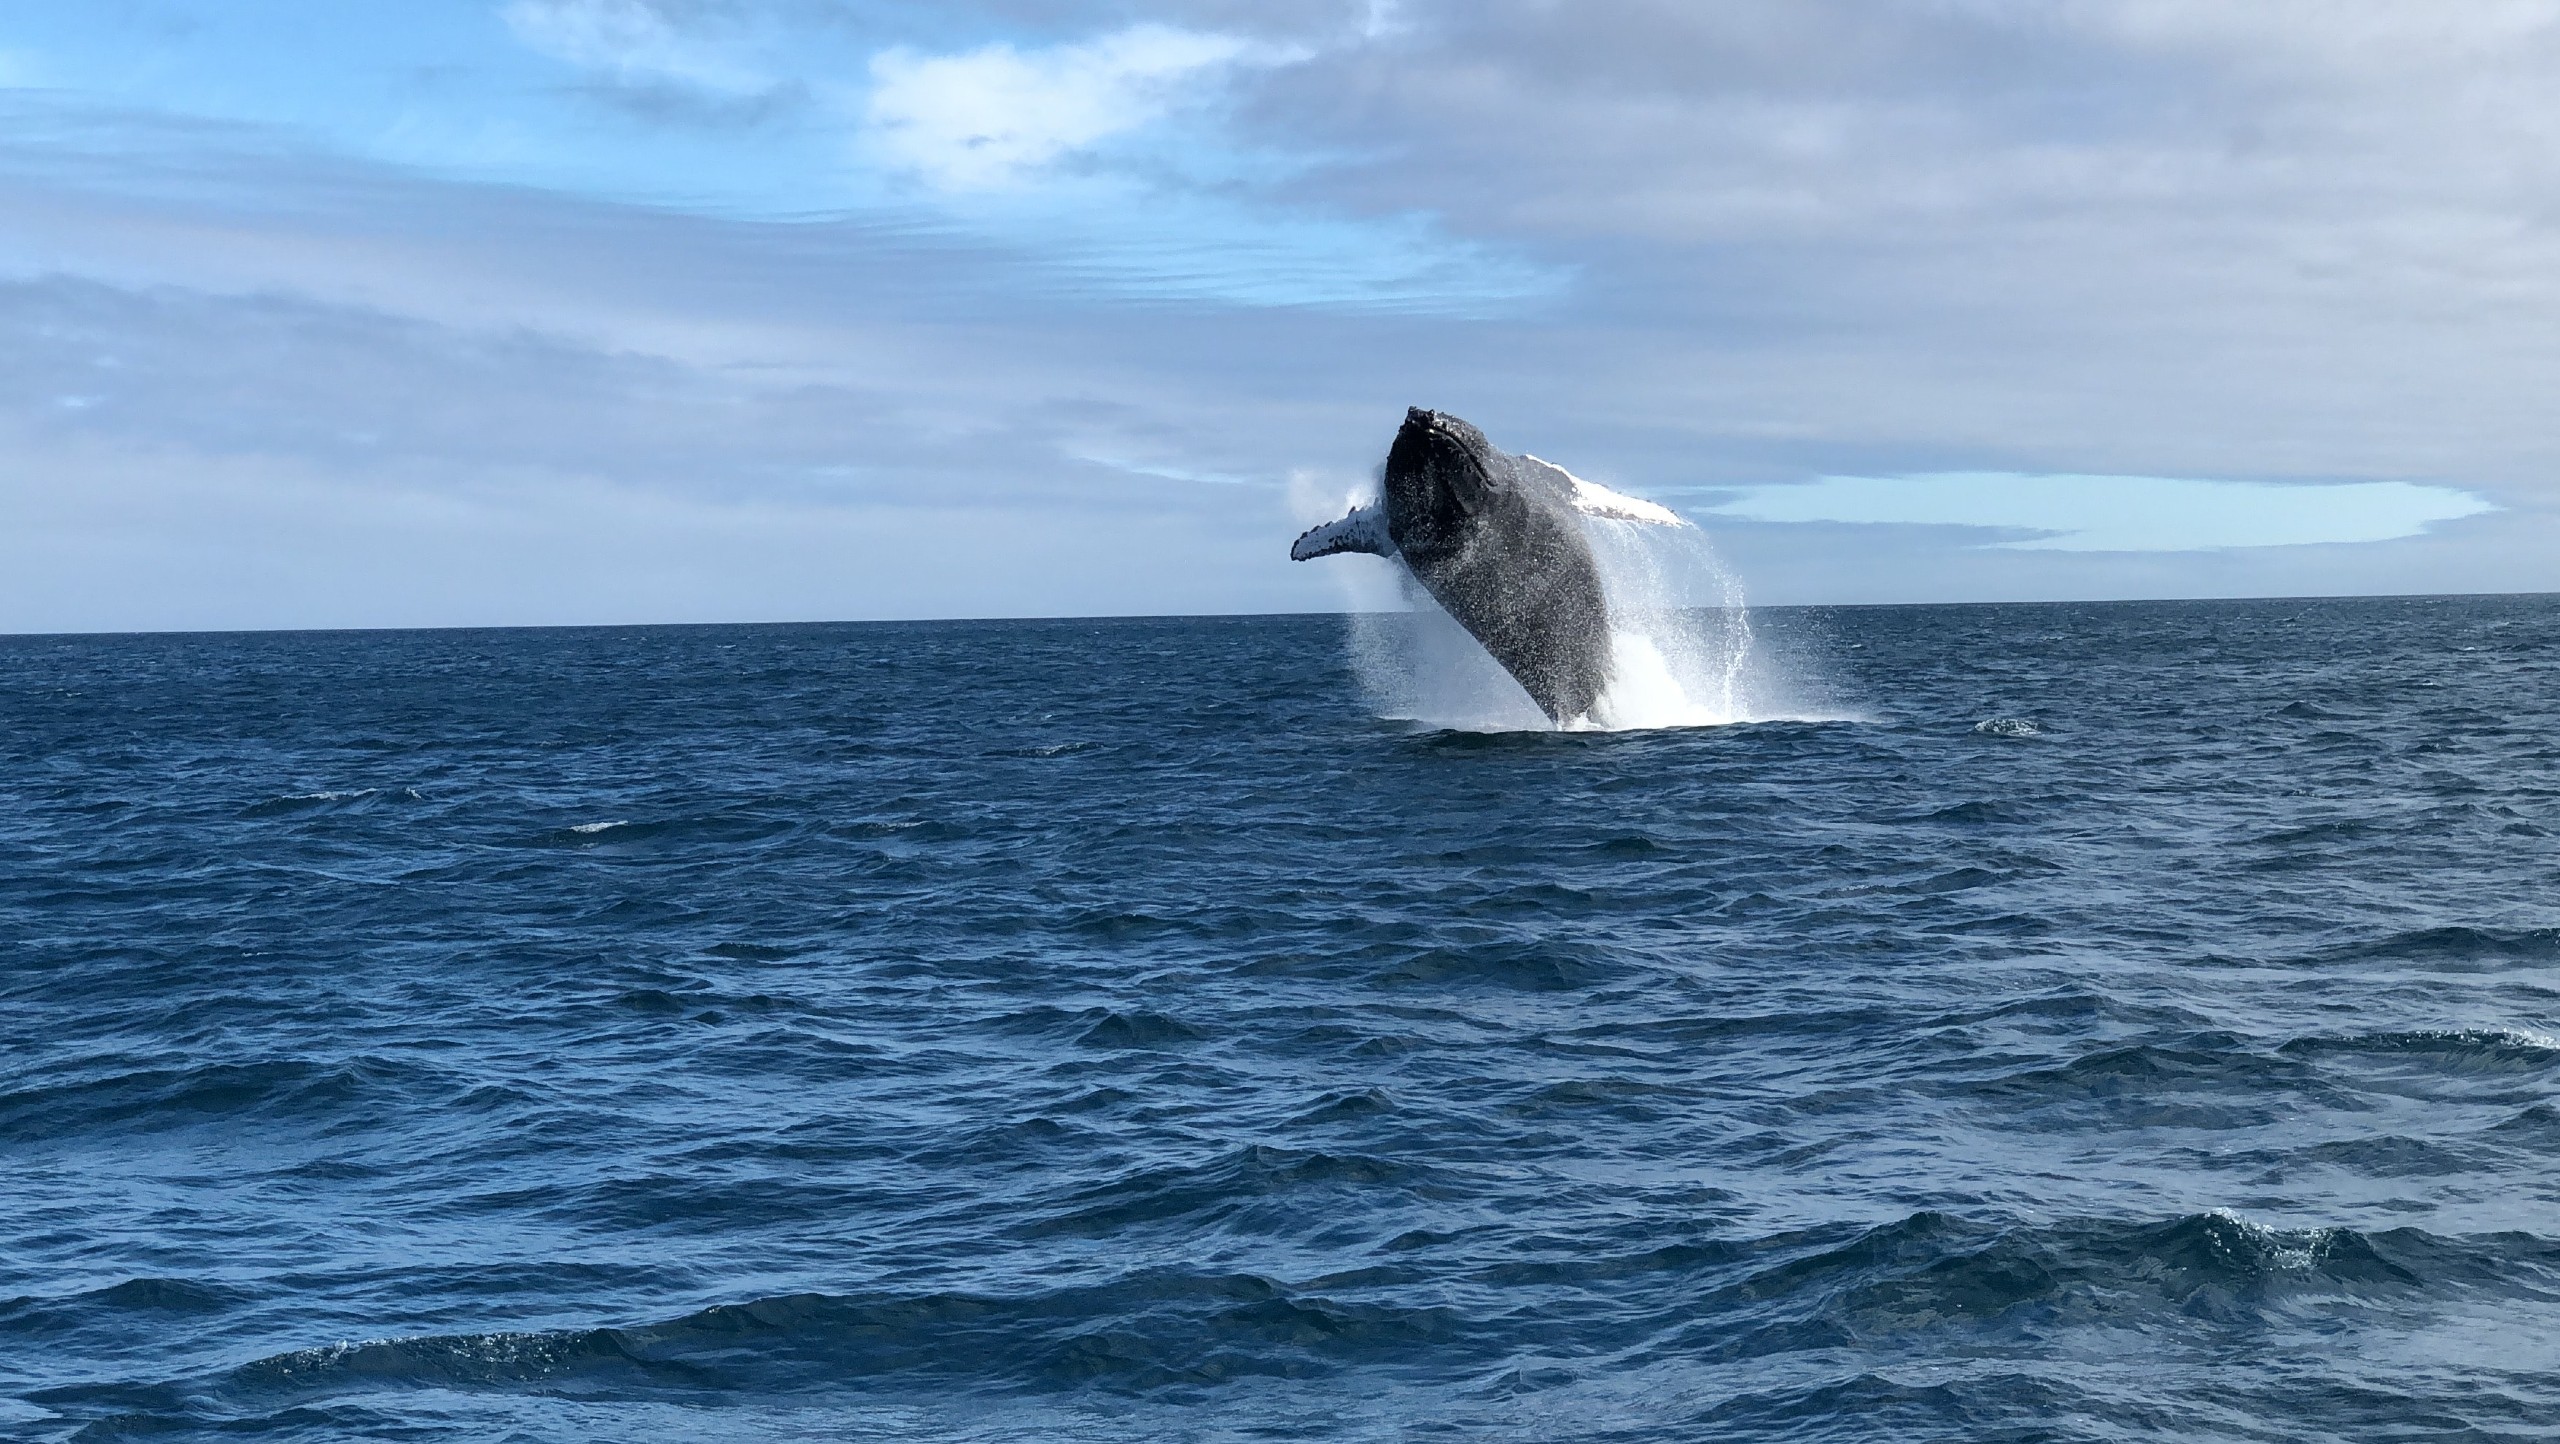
[5,586,2554,642]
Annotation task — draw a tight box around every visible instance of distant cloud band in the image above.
[1702,474,2495,552]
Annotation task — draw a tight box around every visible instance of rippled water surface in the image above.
[7,596,2560,1442]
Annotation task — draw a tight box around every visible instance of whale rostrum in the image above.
[1291,408,1688,726]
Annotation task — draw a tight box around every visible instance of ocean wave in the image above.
[1037,1145,1459,1238]
[0,1276,245,1340]
[1074,1009,1210,1050]
[54,1210,2555,1435]
[525,811,806,849]
[1950,1037,2338,1128]
[195,1272,1478,1407]
[238,787,422,817]
[2278,1027,2560,1071]
[0,1056,437,1143]
[1904,799,2034,825]
[2317,926,2560,968]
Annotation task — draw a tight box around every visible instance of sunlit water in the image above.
[5,596,2559,1442]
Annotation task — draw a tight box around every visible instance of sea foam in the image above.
[1336,511,1785,733]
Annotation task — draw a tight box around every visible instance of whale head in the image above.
[1383,407,1504,556]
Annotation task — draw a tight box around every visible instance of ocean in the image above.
[4,595,2558,1441]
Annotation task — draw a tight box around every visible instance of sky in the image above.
[3,0,2556,632]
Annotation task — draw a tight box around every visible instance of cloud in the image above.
[503,0,774,97]
[843,22,1555,309]
[8,1,2560,630]
[861,25,1276,191]
[475,7,1524,308]
[1703,474,2496,552]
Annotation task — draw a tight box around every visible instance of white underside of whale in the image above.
[1521,456,1692,529]
[1290,504,1396,560]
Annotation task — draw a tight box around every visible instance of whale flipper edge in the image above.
[1517,456,1690,528]
[1290,504,1397,561]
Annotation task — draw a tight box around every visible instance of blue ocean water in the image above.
[5,595,2559,1442]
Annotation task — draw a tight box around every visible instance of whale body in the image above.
[1291,408,1687,725]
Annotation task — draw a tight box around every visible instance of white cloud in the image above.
[503,0,770,95]
[862,25,1269,191]
[1705,473,2496,551]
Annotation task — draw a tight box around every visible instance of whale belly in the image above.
[1410,504,1613,723]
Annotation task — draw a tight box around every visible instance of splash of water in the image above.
[1338,516,1780,734]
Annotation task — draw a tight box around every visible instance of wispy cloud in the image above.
[1706,474,2496,552]
[863,25,1279,192]
[473,6,1530,309]
[502,0,774,97]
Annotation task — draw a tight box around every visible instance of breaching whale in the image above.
[1291,408,1687,725]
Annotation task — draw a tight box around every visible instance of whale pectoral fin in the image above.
[1290,504,1397,561]
[1569,478,1688,527]
[1519,454,1689,527]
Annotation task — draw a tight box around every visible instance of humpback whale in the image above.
[1292,408,1688,725]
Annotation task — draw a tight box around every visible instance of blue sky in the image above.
[2,1,2553,630]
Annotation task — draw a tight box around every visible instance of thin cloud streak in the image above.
[1704,474,2497,552]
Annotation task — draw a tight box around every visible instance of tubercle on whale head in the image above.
[1386,407,1501,525]
[1398,408,1493,462]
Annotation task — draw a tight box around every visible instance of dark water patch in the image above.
[1372,939,1624,992]
[1951,1036,2348,1130]
[1904,799,2033,826]
[1076,1010,1209,1050]
[2490,1102,2560,1142]
[0,1277,247,1342]
[1639,1210,2507,1369]
[1578,833,1675,859]
[0,1056,442,1143]
[2311,925,2560,970]
[86,1278,243,1314]
[1030,1145,1466,1242]
[1292,1088,1397,1124]
[2243,1131,2487,1183]
[2279,1027,2560,1073]
[2249,817,2383,848]
[701,940,798,962]
[986,740,1095,759]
